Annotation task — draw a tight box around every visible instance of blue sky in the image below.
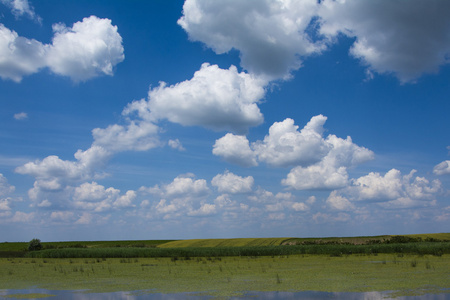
[1,0,449,242]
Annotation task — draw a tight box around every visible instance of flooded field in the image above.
[1,254,449,298]
[1,289,450,299]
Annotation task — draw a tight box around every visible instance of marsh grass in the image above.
[22,242,450,259]
[1,254,448,297]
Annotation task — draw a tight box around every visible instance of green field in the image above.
[157,237,290,248]
[1,234,449,298]
[2,233,449,254]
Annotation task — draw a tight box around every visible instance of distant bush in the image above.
[387,236,422,244]
[28,238,42,251]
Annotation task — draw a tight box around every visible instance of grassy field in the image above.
[20,242,449,259]
[157,237,290,248]
[1,234,449,298]
[0,240,174,252]
[1,233,448,253]
[0,254,448,298]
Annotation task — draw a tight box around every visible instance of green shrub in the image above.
[28,239,42,251]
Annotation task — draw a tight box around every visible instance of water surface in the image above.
[1,289,449,299]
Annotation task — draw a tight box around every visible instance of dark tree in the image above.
[28,238,42,251]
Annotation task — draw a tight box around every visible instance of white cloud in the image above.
[313,212,350,223]
[74,212,93,225]
[330,169,442,209]
[179,0,450,82]
[13,112,28,120]
[433,160,450,175]
[188,203,216,217]
[283,162,349,191]
[291,202,308,212]
[15,146,111,206]
[214,194,239,210]
[0,173,15,199]
[268,212,285,221]
[16,146,110,186]
[46,16,124,82]
[11,211,34,222]
[0,24,46,82]
[0,0,41,22]
[164,174,209,198]
[50,211,75,222]
[0,198,12,211]
[326,191,355,211]
[253,116,330,167]
[0,16,124,82]
[145,63,266,134]
[213,133,258,167]
[92,121,161,153]
[211,171,254,194]
[178,0,323,80]
[168,139,185,151]
[142,173,210,201]
[155,199,177,215]
[318,0,450,83]
[247,187,275,204]
[114,190,137,208]
[37,199,51,207]
[140,174,213,219]
[73,182,136,212]
[213,115,373,190]
[282,131,374,190]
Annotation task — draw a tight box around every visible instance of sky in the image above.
[1,0,449,242]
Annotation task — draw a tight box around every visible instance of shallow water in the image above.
[1,289,449,300]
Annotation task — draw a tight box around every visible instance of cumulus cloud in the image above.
[318,0,450,82]
[253,116,330,168]
[179,0,450,83]
[188,203,216,217]
[0,173,15,198]
[178,0,323,80]
[140,173,213,219]
[247,188,309,213]
[0,16,124,82]
[73,182,136,212]
[141,173,210,200]
[121,64,266,135]
[213,115,373,190]
[0,0,41,22]
[433,160,450,175]
[211,171,254,194]
[0,174,15,212]
[329,169,442,209]
[15,146,111,204]
[248,189,311,213]
[11,211,34,222]
[46,16,124,82]
[0,24,46,82]
[282,134,374,190]
[50,211,75,222]
[92,121,161,153]
[283,162,349,191]
[163,174,210,198]
[213,133,258,167]
[143,63,266,134]
[16,146,110,184]
[326,190,355,211]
